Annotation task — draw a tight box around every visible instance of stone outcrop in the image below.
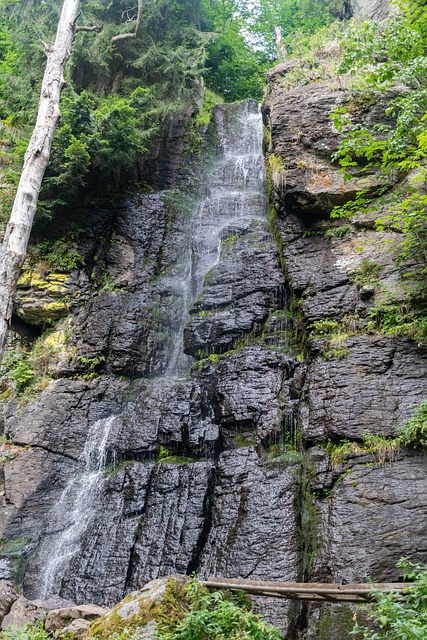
[0,580,19,625]
[350,0,390,20]
[1,595,74,630]
[44,604,107,633]
[1,77,427,640]
[264,65,427,638]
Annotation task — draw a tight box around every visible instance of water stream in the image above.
[35,99,268,598]
[38,415,117,597]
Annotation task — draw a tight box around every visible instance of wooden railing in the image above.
[202,577,411,603]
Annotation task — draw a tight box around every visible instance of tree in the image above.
[0,0,149,364]
[0,0,80,364]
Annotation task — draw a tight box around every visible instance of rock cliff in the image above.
[350,0,389,20]
[1,70,427,640]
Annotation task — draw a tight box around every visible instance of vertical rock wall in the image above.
[1,73,427,640]
[264,65,427,637]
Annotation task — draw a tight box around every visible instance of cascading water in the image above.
[38,415,117,597]
[190,101,266,297]
[34,99,270,599]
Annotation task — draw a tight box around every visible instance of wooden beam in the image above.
[201,577,410,603]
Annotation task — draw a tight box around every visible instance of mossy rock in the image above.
[317,602,370,640]
[15,270,73,325]
[87,576,189,640]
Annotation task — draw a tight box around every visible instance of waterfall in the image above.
[33,99,268,599]
[37,416,117,597]
[190,100,266,297]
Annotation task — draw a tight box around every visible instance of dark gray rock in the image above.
[126,462,214,593]
[264,81,398,214]
[195,346,297,446]
[300,336,427,441]
[316,451,427,584]
[184,223,285,357]
[5,377,126,460]
[198,448,299,627]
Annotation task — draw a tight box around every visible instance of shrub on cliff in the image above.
[157,578,283,640]
[352,560,427,640]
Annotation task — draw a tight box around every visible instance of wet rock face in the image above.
[1,84,427,640]
[0,101,300,627]
[266,68,427,639]
[300,336,427,441]
[316,451,427,584]
[184,224,286,356]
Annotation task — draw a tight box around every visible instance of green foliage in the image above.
[202,9,268,101]
[325,433,400,466]
[1,619,50,640]
[266,154,286,193]
[158,445,170,461]
[0,351,35,392]
[240,0,347,59]
[76,355,106,380]
[331,10,427,280]
[0,0,210,223]
[194,88,223,127]
[352,259,382,286]
[365,297,427,344]
[157,578,283,640]
[323,223,351,238]
[399,400,427,449]
[308,318,341,337]
[31,236,84,272]
[352,559,427,640]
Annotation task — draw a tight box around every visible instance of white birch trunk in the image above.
[0,0,80,364]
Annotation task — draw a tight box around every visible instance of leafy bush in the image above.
[1,619,50,640]
[399,400,427,449]
[0,351,35,393]
[353,560,427,640]
[157,578,283,640]
[331,10,427,279]
[352,259,383,286]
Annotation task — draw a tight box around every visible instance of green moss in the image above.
[158,456,198,464]
[318,603,365,640]
[266,153,286,193]
[0,536,32,554]
[88,579,191,640]
[324,434,401,466]
[352,258,383,286]
[234,433,256,448]
[17,271,69,292]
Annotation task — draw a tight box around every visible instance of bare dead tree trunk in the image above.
[0,0,80,364]
[111,0,142,42]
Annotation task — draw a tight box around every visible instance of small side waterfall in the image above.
[33,100,270,599]
[38,416,117,597]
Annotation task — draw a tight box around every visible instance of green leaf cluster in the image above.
[157,578,283,640]
[353,560,427,640]
[1,619,51,640]
[0,0,209,222]
[329,5,427,308]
